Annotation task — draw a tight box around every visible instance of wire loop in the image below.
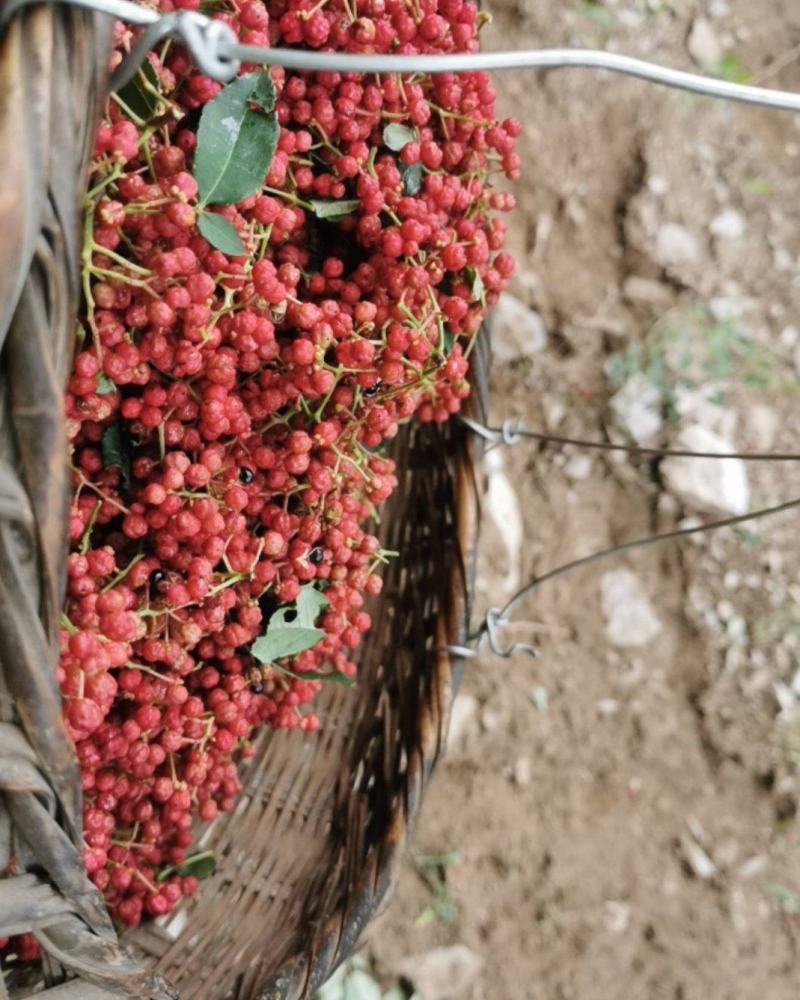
[112,11,240,90]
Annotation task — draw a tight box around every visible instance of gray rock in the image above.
[623,275,672,305]
[395,946,483,1000]
[513,756,533,786]
[601,570,662,648]
[661,425,750,516]
[564,453,592,481]
[710,208,745,240]
[688,17,723,67]
[491,293,547,363]
[655,223,701,268]
[610,372,663,445]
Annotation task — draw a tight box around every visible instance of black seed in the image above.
[363,381,381,397]
[149,569,166,589]
[251,682,264,694]
[309,546,324,565]
[239,466,255,484]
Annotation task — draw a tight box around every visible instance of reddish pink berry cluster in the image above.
[54,0,517,932]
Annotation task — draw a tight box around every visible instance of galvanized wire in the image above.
[446,419,800,660]
[4,0,800,113]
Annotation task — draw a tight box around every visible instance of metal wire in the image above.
[4,0,800,114]
[458,415,800,462]
[445,494,800,661]
[444,416,800,660]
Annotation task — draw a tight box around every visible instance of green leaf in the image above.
[156,850,216,883]
[198,211,246,256]
[194,71,280,207]
[309,198,361,220]
[101,424,131,490]
[251,583,329,663]
[249,72,277,114]
[465,266,485,304]
[763,882,800,914]
[96,373,116,395]
[382,123,416,151]
[400,161,423,196]
[276,666,356,688]
[178,850,216,880]
[116,59,160,121]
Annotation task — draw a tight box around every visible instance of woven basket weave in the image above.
[0,8,485,998]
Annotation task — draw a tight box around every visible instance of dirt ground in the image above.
[364,2,800,998]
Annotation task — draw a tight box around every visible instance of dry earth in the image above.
[362,1,800,999]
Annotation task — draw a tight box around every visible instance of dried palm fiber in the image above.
[0,8,485,996]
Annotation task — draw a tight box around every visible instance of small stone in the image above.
[610,372,663,445]
[484,449,523,594]
[688,17,723,67]
[447,693,478,753]
[738,855,768,880]
[529,687,549,712]
[601,570,662,648]
[491,293,547,363]
[564,453,592,481]
[710,208,745,240]
[780,325,799,350]
[513,756,533,786]
[708,296,745,322]
[596,698,621,717]
[604,901,631,934]
[655,223,701,268]
[480,706,501,733]
[622,275,672,305]
[647,174,669,197]
[681,834,718,880]
[395,946,483,1000]
[661,425,750,516]
[723,570,740,590]
[746,404,778,450]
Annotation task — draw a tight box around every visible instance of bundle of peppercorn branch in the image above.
[42,0,519,945]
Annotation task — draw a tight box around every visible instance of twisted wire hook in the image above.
[111,11,240,91]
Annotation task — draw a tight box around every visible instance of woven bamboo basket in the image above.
[0,6,485,997]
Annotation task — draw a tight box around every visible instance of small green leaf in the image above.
[763,882,800,914]
[157,850,216,883]
[179,851,216,880]
[101,424,131,490]
[465,266,485,303]
[194,71,279,207]
[249,72,277,114]
[198,212,246,256]
[382,123,416,151]
[309,198,361,220]
[251,583,329,663]
[400,161,423,196]
[116,59,160,121]
[276,666,356,688]
[96,373,116,395]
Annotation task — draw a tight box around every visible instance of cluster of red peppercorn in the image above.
[47,0,519,937]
